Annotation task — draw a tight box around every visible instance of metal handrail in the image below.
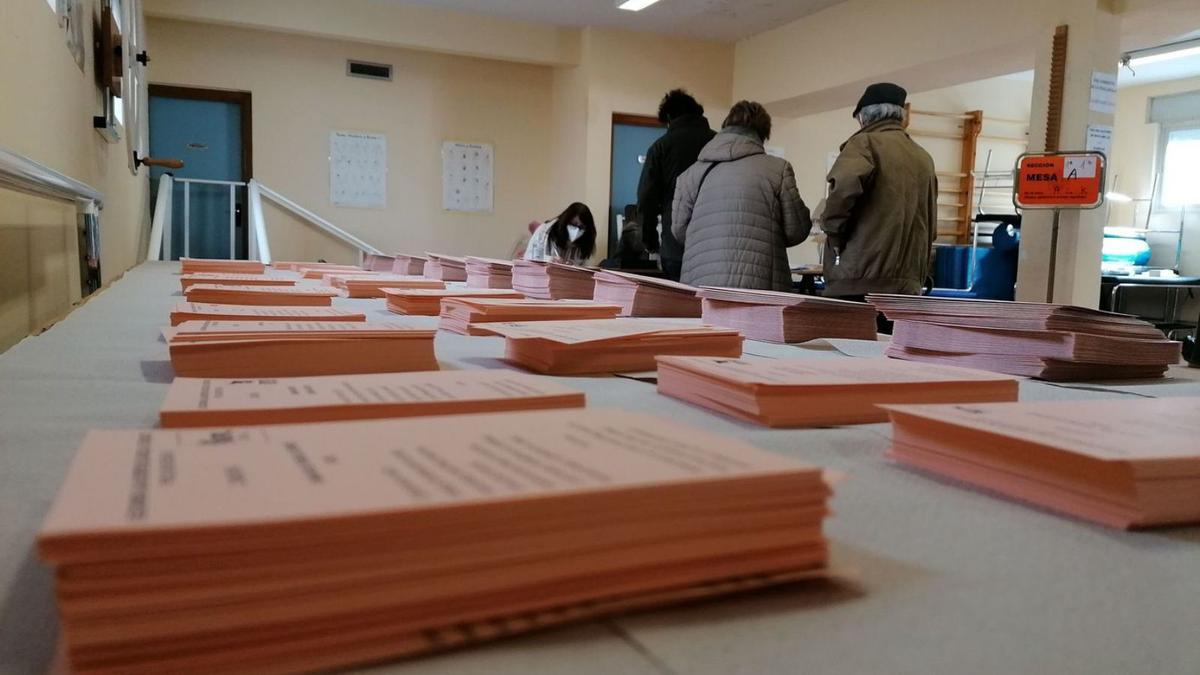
[0,146,102,207]
[250,179,384,258]
[146,173,173,261]
[247,180,272,264]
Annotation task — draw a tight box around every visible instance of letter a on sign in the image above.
[1014,152,1105,209]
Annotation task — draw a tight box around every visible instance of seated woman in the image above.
[524,202,597,265]
[671,101,812,290]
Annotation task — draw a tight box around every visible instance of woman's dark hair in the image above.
[548,202,597,260]
[722,100,772,142]
[657,89,705,124]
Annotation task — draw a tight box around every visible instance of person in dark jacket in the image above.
[636,89,716,281]
[821,83,937,302]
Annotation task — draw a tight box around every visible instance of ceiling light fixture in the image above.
[1120,37,1200,72]
[617,0,662,11]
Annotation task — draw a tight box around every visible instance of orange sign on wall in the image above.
[1013,152,1106,209]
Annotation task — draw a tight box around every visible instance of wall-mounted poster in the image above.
[329,131,387,209]
[442,141,493,212]
[57,0,85,71]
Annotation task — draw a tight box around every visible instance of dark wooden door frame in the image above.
[612,112,664,129]
[148,84,253,181]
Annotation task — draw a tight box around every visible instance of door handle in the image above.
[134,152,184,170]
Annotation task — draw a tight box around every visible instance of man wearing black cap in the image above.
[820,82,937,326]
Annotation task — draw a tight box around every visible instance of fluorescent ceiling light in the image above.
[617,0,661,11]
[1124,39,1200,67]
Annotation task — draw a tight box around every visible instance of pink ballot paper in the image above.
[39,409,832,674]
[884,397,1200,528]
[170,303,366,326]
[655,356,1018,427]
[159,369,586,427]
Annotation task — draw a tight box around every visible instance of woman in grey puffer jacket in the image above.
[672,101,812,291]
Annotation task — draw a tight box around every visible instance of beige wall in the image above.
[1108,75,1200,275]
[0,0,149,352]
[148,18,561,262]
[772,74,1034,265]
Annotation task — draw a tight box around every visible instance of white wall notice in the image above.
[442,141,494,212]
[1089,71,1117,115]
[1085,124,1113,157]
[330,131,387,209]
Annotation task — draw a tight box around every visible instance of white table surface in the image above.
[2,261,1198,675]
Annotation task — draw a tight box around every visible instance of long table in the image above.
[2,261,1199,674]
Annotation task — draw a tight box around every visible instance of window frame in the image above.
[1154,119,1200,210]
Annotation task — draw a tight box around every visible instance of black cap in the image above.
[853,82,907,117]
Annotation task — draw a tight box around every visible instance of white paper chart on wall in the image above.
[330,131,387,209]
[442,141,493,212]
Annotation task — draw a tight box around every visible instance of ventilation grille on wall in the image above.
[346,60,393,81]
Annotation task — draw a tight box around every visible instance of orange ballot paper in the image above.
[39,409,833,675]
[439,297,621,335]
[159,370,586,427]
[482,318,743,374]
[180,257,265,275]
[170,303,366,326]
[465,256,515,289]
[884,397,1200,529]
[179,273,296,292]
[184,284,341,306]
[382,287,524,315]
[323,274,445,298]
[168,320,438,377]
[655,356,1019,427]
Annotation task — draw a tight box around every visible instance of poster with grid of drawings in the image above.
[330,131,387,209]
[442,142,493,212]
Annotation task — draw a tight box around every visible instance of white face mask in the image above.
[567,225,584,242]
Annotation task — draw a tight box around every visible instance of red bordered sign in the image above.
[1013,152,1106,209]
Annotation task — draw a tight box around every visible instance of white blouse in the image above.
[523,219,583,265]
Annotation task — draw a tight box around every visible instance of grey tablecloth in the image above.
[2,261,1198,675]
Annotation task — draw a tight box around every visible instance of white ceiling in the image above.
[376,0,848,42]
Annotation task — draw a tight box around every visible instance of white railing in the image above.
[1,145,104,294]
[148,175,383,265]
[250,180,385,263]
[0,146,103,207]
[146,173,172,261]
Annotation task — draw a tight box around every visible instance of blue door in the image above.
[149,94,245,260]
[609,122,666,256]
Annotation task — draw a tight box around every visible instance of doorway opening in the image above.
[148,84,253,260]
[608,113,666,257]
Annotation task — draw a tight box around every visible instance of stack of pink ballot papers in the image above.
[38,409,833,674]
[868,294,1180,380]
[383,287,523,315]
[884,397,1200,528]
[391,253,428,275]
[300,264,363,280]
[512,260,596,300]
[592,270,701,317]
[698,287,878,343]
[326,274,446,298]
[483,319,743,374]
[270,260,341,272]
[184,284,341,306]
[179,273,296,292]
[179,257,265,275]
[439,298,622,335]
[423,253,468,281]
[655,356,1018,427]
[168,320,438,377]
[159,370,585,427]
[362,253,396,271]
[465,256,515,288]
[170,303,366,326]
